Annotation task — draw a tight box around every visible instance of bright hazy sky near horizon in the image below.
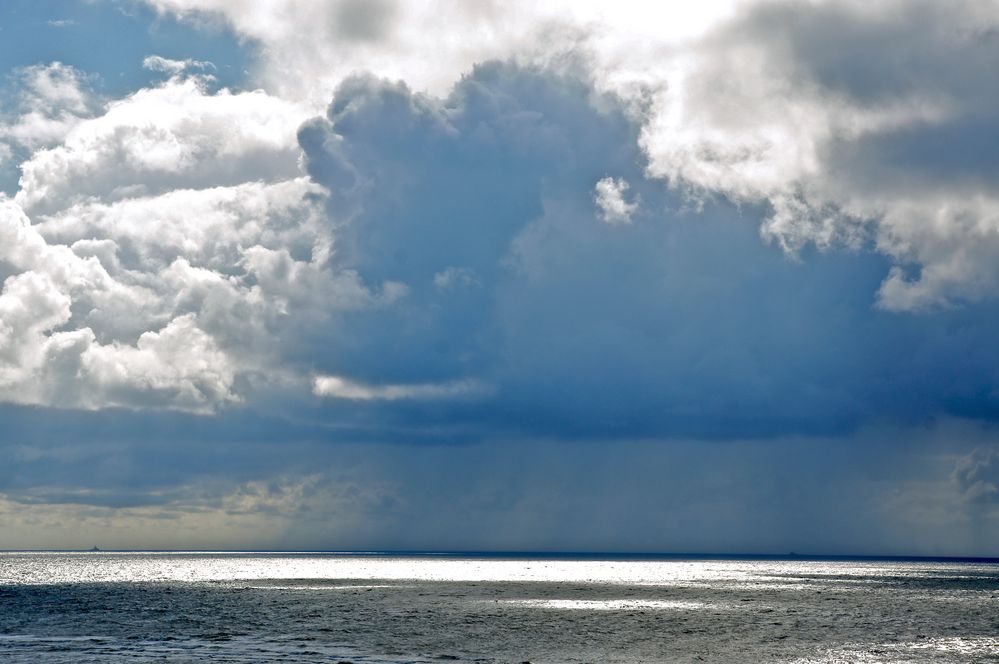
[1,0,999,555]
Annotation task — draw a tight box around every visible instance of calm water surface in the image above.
[1,553,997,662]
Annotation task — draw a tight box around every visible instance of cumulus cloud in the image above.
[0,62,97,154]
[37,178,324,275]
[0,68,395,413]
[1,6,999,430]
[139,0,748,105]
[0,197,237,412]
[16,73,308,214]
[638,0,999,310]
[593,176,638,225]
[296,64,642,397]
[73,315,237,411]
[292,62,999,443]
[0,186,353,412]
[6,44,999,439]
[144,0,999,312]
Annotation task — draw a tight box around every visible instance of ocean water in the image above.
[0,553,997,663]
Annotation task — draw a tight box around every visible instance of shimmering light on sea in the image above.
[1,553,996,663]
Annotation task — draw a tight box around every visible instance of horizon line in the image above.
[3,549,998,563]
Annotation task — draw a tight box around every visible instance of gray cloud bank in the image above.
[1,402,991,555]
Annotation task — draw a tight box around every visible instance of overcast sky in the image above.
[1,0,998,555]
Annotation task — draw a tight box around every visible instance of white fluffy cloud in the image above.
[16,73,308,214]
[0,62,97,157]
[638,0,999,310]
[141,0,748,105]
[0,68,395,413]
[0,196,236,412]
[594,176,637,225]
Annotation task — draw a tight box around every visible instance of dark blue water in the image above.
[1,553,997,662]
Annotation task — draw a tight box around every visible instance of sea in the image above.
[0,552,997,663]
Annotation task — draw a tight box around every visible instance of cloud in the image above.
[0,62,98,154]
[35,178,328,283]
[142,54,216,76]
[638,0,999,311]
[145,0,999,312]
[1,418,995,555]
[139,0,750,106]
[433,266,480,292]
[0,269,236,412]
[0,476,373,550]
[15,73,308,214]
[6,52,999,439]
[314,375,491,401]
[0,195,238,411]
[4,0,999,555]
[0,69,390,413]
[593,176,637,225]
[0,183,357,412]
[293,62,999,443]
[0,190,229,412]
[953,446,999,503]
[296,64,642,395]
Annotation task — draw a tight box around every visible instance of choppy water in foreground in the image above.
[1,553,997,663]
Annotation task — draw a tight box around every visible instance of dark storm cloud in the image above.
[294,62,999,441]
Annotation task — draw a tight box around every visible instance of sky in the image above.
[1,0,998,556]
